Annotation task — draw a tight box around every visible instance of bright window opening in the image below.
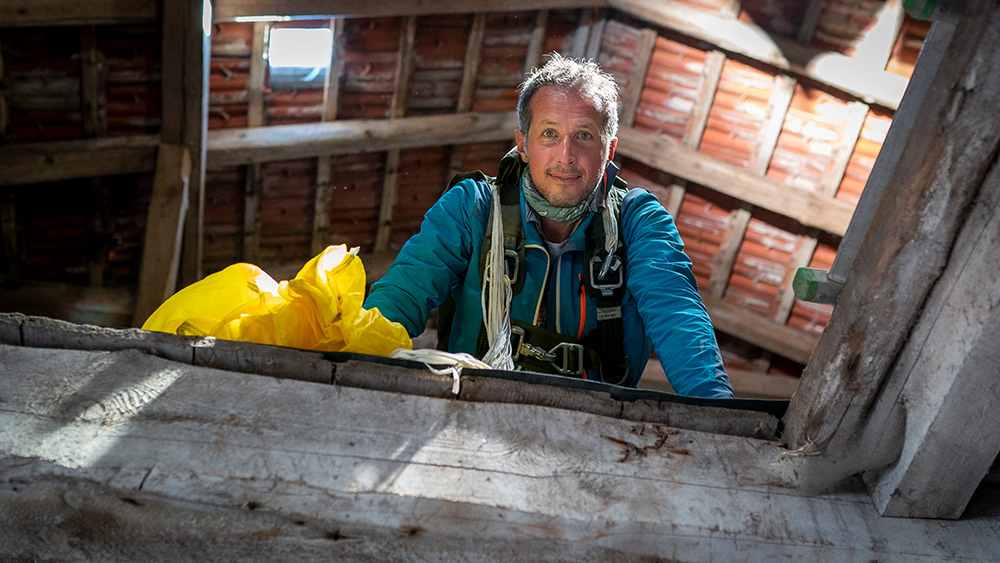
[267,27,333,88]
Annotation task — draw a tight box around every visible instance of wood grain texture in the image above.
[618,127,854,236]
[783,0,1000,518]
[3,343,1000,561]
[206,112,518,168]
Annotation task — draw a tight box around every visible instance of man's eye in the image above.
[579,131,592,140]
[542,129,556,137]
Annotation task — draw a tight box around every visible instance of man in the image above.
[365,54,732,399]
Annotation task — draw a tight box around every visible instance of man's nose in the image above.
[556,136,576,165]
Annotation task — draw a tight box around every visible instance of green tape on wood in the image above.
[792,267,818,302]
[904,0,937,19]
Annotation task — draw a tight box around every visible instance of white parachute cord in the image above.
[480,182,515,371]
[390,348,490,395]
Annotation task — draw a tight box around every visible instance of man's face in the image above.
[515,86,617,209]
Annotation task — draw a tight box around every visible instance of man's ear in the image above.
[607,137,618,161]
[515,129,528,163]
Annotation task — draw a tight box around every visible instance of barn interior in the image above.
[0,0,930,399]
[4,0,1000,558]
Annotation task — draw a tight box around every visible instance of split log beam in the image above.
[206,112,519,168]
[131,145,191,328]
[213,0,600,20]
[0,136,160,186]
[447,13,487,180]
[585,7,609,60]
[312,18,346,255]
[374,15,417,254]
[4,335,998,560]
[243,21,267,261]
[162,0,211,287]
[610,0,908,109]
[524,10,550,73]
[0,0,157,27]
[568,8,593,58]
[618,28,657,129]
[783,0,1000,519]
[617,127,854,236]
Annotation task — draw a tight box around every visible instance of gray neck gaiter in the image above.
[520,167,600,223]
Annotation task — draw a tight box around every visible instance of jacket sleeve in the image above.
[364,178,489,337]
[621,190,733,399]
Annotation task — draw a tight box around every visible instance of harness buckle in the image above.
[510,326,554,362]
[503,249,520,282]
[589,255,623,297]
[548,342,585,376]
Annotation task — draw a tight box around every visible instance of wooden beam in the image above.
[782,0,1000,517]
[374,16,417,254]
[5,342,1000,560]
[750,74,795,176]
[773,234,817,323]
[79,26,106,138]
[819,101,868,198]
[825,19,956,286]
[617,127,854,236]
[702,292,817,365]
[0,0,157,27]
[0,136,160,186]
[0,37,8,143]
[213,0,602,20]
[525,10,550,73]
[0,285,134,327]
[131,145,192,328]
[797,0,824,44]
[206,112,519,168]
[609,0,908,109]
[246,21,268,128]
[448,13,488,180]
[0,192,18,282]
[245,21,267,260]
[568,8,593,58]
[163,0,211,287]
[864,163,1000,517]
[619,28,657,129]
[312,18,345,255]
[706,207,750,299]
[584,8,609,60]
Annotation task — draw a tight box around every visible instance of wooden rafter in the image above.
[243,21,267,262]
[784,1,1000,519]
[610,0,908,109]
[374,15,417,254]
[312,17,346,255]
[213,0,601,21]
[617,127,854,236]
[0,0,157,27]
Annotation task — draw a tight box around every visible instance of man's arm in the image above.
[364,179,489,337]
[621,190,733,399]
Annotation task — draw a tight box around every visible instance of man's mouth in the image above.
[548,170,583,183]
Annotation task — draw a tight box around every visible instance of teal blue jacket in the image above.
[365,154,732,398]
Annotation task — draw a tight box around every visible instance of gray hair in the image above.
[517,53,620,147]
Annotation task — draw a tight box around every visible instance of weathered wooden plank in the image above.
[750,74,795,176]
[706,207,750,299]
[373,16,417,254]
[864,126,1000,518]
[0,136,159,186]
[180,0,211,287]
[131,144,191,328]
[610,0,908,109]
[782,0,1000,518]
[797,0,825,43]
[3,344,1000,561]
[79,26,107,138]
[206,112,519,168]
[618,27,657,129]
[213,0,603,20]
[826,23,955,285]
[701,293,817,365]
[524,10,550,73]
[312,18,346,255]
[0,0,157,27]
[617,127,855,236]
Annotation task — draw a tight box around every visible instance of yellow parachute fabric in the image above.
[141,245,412,357]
